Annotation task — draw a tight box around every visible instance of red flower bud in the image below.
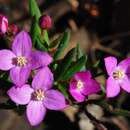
[39,15,52,30]
[0,14,8,34]
[8,24,19,35]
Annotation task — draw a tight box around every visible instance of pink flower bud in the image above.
[39,15,52,30]
[0,14,8,34]
[8,24,19,35]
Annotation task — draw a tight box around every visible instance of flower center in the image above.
[33,89,45,101]
[16,56,27,67]
[113,69,124,80]
[77,80,84,91]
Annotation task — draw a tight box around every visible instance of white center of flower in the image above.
[17,56,27,67]
[77,80,84,91]
[113,69,124,80]
[33,89,45,101]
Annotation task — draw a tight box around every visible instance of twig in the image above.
[83,107,108,130]
[100,31,130,43]
[79,102,108,130]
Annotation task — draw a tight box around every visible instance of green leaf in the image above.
[30,16,41,44]
[61,55,87,80]
[57,84,69,99]
[43,31,49,45]
[113,109,130,117]
[58,48,76,80]
[54,32,70,60]
[0,72,8,80]
[35,37,48,51]
[76,43,84,59]
[76,44,86,71]
[29,0,50,46]
[29,0,41,20]
[93,60,100,68]
[49,35,62,49]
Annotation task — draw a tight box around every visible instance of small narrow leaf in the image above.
[76,43,84,59]
[113,109,130,117]
[58,84,69,99]
[29,0,41,20]
[35,37,48,51]
[29,0,50,46]
[58,48,76,80]
[54,32,70,60]
[76,44,86,71]
[49,35,62,49]
[61,55,87,80]
[43,30,49,45]
[30,16,41,44]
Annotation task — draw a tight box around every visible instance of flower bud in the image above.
[8,24,19,35]
[0,14,8,34]
[39,15,52,30]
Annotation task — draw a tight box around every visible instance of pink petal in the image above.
[32,67,53,91]
[10,66,31,87]
[118,58,130,72]
[26,100,46,126]
[1,16,8,34]
[0,50,16,70]
[43,90,66,110]
[12,31,32,57]
[119,75,130,92]
[31,51,53,69]
[69,81,85,102]
[7,84,33,105]
[106,77,120,97]
[81,79,100,96]
[104,56,117,76]
[74,71,92,82]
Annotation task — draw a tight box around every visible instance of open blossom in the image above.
[8,67,66,126]
[0,31,52,86]
[104,56,130,98]
[0,14,8,34]
[69,71,101,102]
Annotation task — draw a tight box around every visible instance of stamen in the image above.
[77,80,84,91]
[113,70,124,80]
[17,56,27,67]
[33,89,45,101]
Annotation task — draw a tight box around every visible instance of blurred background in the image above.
[0,0,130,130]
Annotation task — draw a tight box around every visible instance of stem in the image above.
[95,72,105,77]
[81,104,108,130]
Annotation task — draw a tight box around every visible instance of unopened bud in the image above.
[0,14,8,34]
[8,24,19,35]
[39,15,52,30]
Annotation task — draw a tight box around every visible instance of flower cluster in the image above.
[0,31,66,126]
[1,11,130,127]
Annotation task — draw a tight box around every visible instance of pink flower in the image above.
[0,14,8,34]
[8,67,66,126]
[39,15,52,30]
[104,56,130,97]
[69,71,101,102]
[0,31,52,86]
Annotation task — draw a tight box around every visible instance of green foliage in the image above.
[58,47,76,80]
[49,35,62,49]
[54,32,70,60]
[57,83,69,99]
[61,55,87,80]
[76,44,86,71]
[29,0,41,20]
[29,0,49,49]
